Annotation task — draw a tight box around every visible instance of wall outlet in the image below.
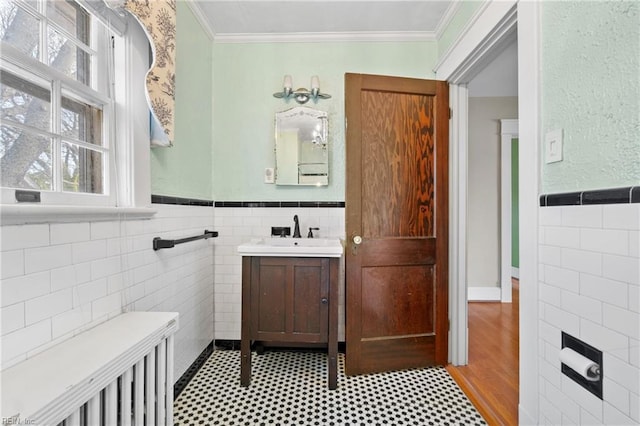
[264,168,275,184]
[545,129,563,164]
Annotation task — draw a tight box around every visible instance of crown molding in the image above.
[433,0,517,81]
[434,0,461,40]
[184,0,216,41]
[434,0,492,73]
[213,31,437,44]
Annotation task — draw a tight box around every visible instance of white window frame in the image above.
[0,0,154,224]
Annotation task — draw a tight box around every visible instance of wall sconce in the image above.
[273,75,332,104]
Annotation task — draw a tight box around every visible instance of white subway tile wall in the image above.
[0,204,215,381]
[2,197,636,425]
[213,207,346,341]
[539,204,640,425]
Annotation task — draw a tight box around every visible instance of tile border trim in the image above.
[150,196,345,208]
[540,186,639,207]
[151,195,213,206]
[214,201,345,208]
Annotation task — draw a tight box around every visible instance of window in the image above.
[0,0,114,205]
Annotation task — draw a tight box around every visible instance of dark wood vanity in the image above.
[240,255,339,389]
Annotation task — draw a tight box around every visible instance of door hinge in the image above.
[448,319,450,331]
[449,108,452,119]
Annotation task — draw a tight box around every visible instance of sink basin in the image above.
[237,237,343,257]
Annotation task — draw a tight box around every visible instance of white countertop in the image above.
[237,237,343,257]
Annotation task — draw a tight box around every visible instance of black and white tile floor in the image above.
[174,350,487,426]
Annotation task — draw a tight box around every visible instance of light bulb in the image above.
[283,75,292,90]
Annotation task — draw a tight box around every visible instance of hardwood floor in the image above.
[447,280,519,426]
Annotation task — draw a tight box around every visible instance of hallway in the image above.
[447,280,520,425]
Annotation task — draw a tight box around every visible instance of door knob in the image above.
[321,298,328,304]
[353,235,363,245]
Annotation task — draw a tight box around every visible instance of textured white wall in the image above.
[538,204,639,424]
[541,1,640,193]
[0,205,215,380]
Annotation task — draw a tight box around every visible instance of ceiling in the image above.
[190,1,518,96]
[192,1,455,40]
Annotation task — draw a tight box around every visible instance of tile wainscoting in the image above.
[1,198,345,386]
[538,189,639,425]
[0,203,215,380]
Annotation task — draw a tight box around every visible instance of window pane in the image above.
[47,27,90,84]
[1,124,52,190]
[61,95,102,146]
[61,142,103,194]
[0,3,39,59]
[47,0,90,44]
[0,70,51,131]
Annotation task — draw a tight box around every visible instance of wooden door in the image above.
[345,73,449,375]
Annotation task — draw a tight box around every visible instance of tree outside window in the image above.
[0,0,108,196]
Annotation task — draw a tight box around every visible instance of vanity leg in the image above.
[240,339,251,387]
[328,258,339,390]
[241,257,252,387]
[328,344,337,390]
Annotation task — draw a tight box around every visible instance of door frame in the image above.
[500,119,518,303]
[434,1,540,424]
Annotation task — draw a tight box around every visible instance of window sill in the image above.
[0,204,157,225]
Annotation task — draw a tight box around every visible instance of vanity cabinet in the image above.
[240,256,339,390]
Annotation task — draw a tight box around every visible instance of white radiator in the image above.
[1,312,179,426]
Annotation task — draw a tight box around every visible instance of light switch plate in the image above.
[545,129,563,163]
[264,168,275,184]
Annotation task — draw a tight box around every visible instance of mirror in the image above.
[275,106,328,186]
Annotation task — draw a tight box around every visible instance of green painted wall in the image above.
[437,1,483,58]
[212,41,437,201]
[541,1,640,193]
[511,138,519,269]
[150,2,213,199]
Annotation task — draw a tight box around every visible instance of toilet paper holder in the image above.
[561,332,603,399]
[584,358,601,380]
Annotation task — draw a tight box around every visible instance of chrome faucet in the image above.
[293,215,301,238]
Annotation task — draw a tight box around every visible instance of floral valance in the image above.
[106,0,176,147]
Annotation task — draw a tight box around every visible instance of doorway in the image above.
[450,40,520,423]
[466,40,518,303]
[434,2,541,423]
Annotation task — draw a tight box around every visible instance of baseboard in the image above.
[214,339,347,353]
[512,267,520,279]
[468,286,501,301]
[214,339,241,350]
[174,341,214,400]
